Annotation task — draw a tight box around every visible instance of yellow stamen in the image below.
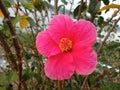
[59,38,73,52]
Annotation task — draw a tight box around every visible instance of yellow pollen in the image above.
[59,38,73,52]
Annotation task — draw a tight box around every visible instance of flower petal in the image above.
[36,30,61,57]
[44,53,75,80]
[72,45,97,75]
[48,14,74,43]
[71,19,97,46]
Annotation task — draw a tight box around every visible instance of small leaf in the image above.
[22,2,34,10]
[98,16,104,27]
[111,33,115,39]
[22,70,30,81]
[27,17,36,27]
[3,0,11,8]
[102,0,110,5]
[33,73,42,84]
[0,9,4,17]
[88,0,101,15]
[20,15,29,29]
[11,16,21,26]
[7,72,18,83]
[98,4,120,12]
[61,0,67,5]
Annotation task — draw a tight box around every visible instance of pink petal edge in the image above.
[71,19,97,46]
[48,14,74,43]
[36,30,61,57]
[72,45,97,75]
[44,53,75,80]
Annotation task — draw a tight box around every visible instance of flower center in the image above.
[59,38,73,52]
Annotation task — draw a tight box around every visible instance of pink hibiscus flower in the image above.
[36,14,97,80]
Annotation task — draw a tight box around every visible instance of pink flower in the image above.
[36,14,97,80]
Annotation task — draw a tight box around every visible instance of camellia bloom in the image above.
[36,14,97,80]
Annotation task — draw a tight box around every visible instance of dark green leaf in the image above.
[22,2,34,10]
[27,17,36,27]
[73,2,87,18]
[11,16,21,26]
[88,0,101,15]
[3,0,11,8]
[98,16,104,27]
[22,70,30,81]
[103,0,110,5]
[61,0,67,5]
[33,73,42,84]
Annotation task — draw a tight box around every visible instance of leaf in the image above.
[73,3,87,18]
[61,0,67,5]
[22,70,30,81]
[102,0,110,5]
[7,72,18,83]
[11,16,21,26]
[3,0,11,8]
[20,15,29,29]
[33,73,42,84]
[111,33,115,39]
[0,9,4,17]
[27,17,36,27]
[22,2,34,10]
[98,16,104,27]
[98,4,120,12]
[88,0,101,15]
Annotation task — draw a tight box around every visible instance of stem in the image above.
[58,80,61,90]
[97,17,120,54]
[77,0,83,20]
[98,9,120,33]
[81,76,88,90]
[0,31,18,71]
[54,0,58,15]
[0,0,27,90]
[68,0,74,16]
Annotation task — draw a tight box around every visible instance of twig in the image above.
[54,0,58,15]
[58,80,61,90]
[77,0,83,20]
[97,16,120,54]
[68,0,74,16]
[0,0,27,90]
[0,31,18,71]
[81,76,88,90]
[98,9,120,33]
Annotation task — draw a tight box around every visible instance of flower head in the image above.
[36,14,97,80]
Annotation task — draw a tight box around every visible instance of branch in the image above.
[0,0,26,90]
[77,0,83,20]
[68,0,74,16]
[97,17,120,54]
[54,0,58,15]
[0,31,18,71]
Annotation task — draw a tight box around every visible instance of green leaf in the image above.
[73,5,79,18]
[98,16,104,27]
[61,0,67,5]
[33,73,42,84]
[22,70,30,81]
[27,17,36,27]
[73,2,87,18]
[7,72,18,83]
[88,0,101,15]
[25,53,32,60]
[103,0,110,5]
[11,16,21,26]
[22,2,34,10]
[3,0,11,8]
[31,61,38,68]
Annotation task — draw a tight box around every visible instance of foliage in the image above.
[0,0,120,89]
